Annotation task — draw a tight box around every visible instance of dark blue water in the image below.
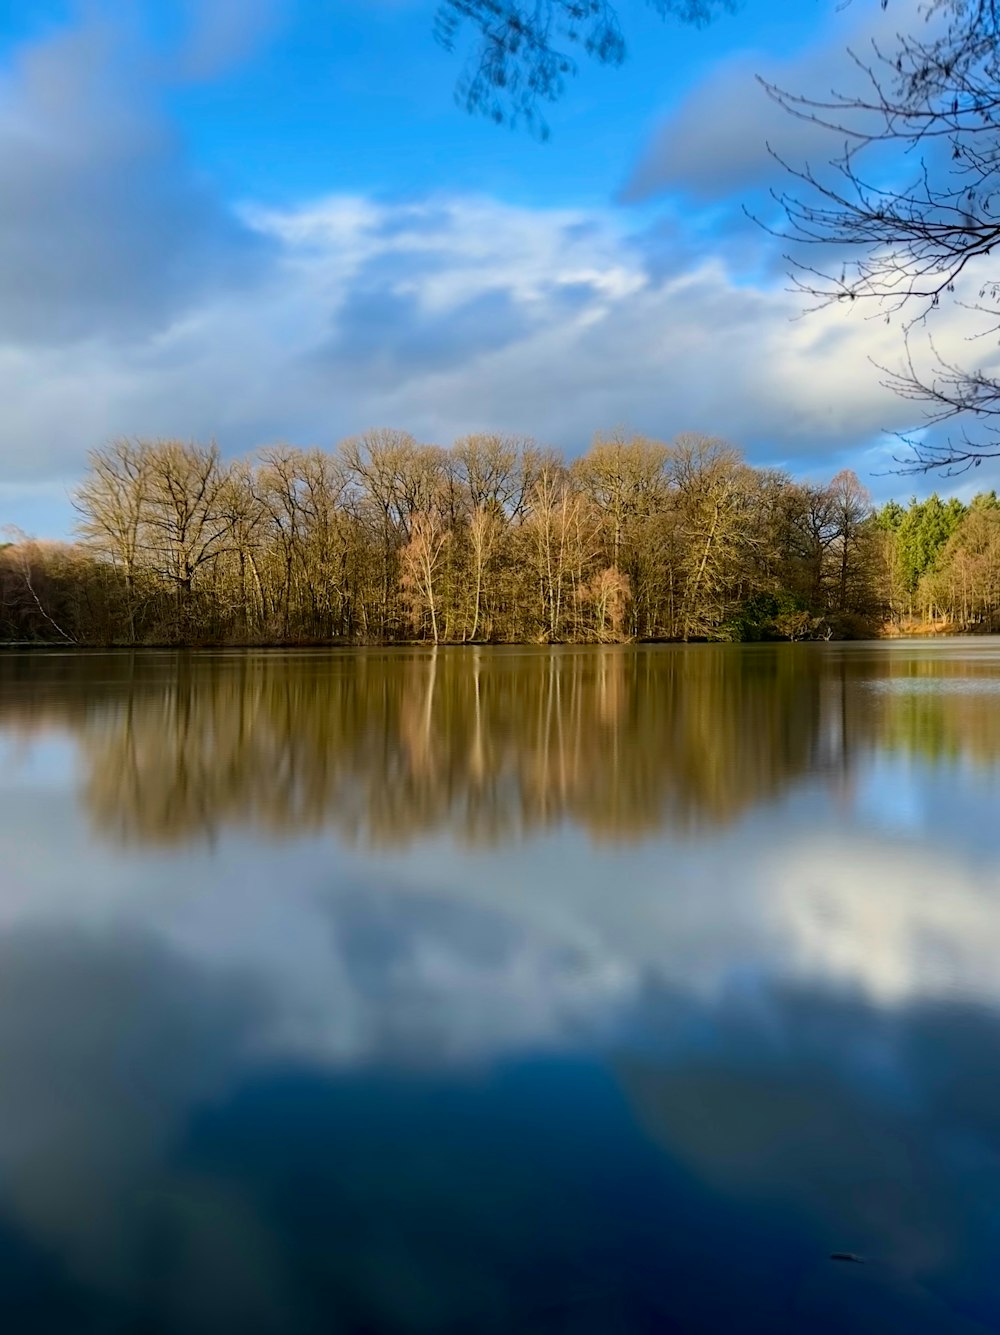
[1,643,999,1332]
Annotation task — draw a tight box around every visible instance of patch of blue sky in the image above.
[155,0,824,208]
[1,0,989,537]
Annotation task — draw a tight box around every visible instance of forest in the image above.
[0,430,996,645]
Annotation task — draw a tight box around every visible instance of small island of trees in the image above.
[1,430,998,646]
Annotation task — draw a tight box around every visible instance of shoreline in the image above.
[0,630,991,651]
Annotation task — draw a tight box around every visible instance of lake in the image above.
[1,641,999,1333]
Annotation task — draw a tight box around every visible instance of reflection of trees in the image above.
[866,654,1000,768]
[3,645,1000,848]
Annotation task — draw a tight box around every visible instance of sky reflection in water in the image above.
[0,643,999,1333]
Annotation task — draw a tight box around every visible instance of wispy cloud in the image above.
[2,186,989,496]
[0,16,266,349]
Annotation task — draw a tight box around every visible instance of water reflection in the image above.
[0,927,997,1332]
[2,644,1000,1331]
[6,642,1000,847]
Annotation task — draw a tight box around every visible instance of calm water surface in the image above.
[1,642,1000,1333]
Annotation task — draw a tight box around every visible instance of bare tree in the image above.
[17,431,894,646]
[465,504,501,640]
[75,439,150,642]
[254,446,309,639]
[580,564,632,640]
[572,432,668,567]
[452,433,536,518]
[400,510,452,643]
[340,431,448,636]
[667,434,757,638]
[522,464,597,640]
[828,468,875,613]
[765,0,1000,471]
[0,531,78,643]
[139,441,239,633]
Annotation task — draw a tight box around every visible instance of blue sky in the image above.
[0,0,988,537]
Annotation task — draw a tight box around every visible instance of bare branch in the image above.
[766,0,1000,469]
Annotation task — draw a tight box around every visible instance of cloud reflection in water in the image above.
[1,644,999,1330]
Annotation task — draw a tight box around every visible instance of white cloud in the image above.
[623,0,929,203]
[2,744,1000,1063]
[2,710,1000,1301]
[0,18,264,350]
[3,187,991,518]
[0,1,992,534]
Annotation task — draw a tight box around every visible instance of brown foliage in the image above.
[1,433,886,645]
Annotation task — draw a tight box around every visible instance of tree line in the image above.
[1,432,893,645]
[878,491,1000,631]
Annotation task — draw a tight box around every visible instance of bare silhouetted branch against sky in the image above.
[762,0,1000,469]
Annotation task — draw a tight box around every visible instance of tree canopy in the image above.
[1,433,883,646]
